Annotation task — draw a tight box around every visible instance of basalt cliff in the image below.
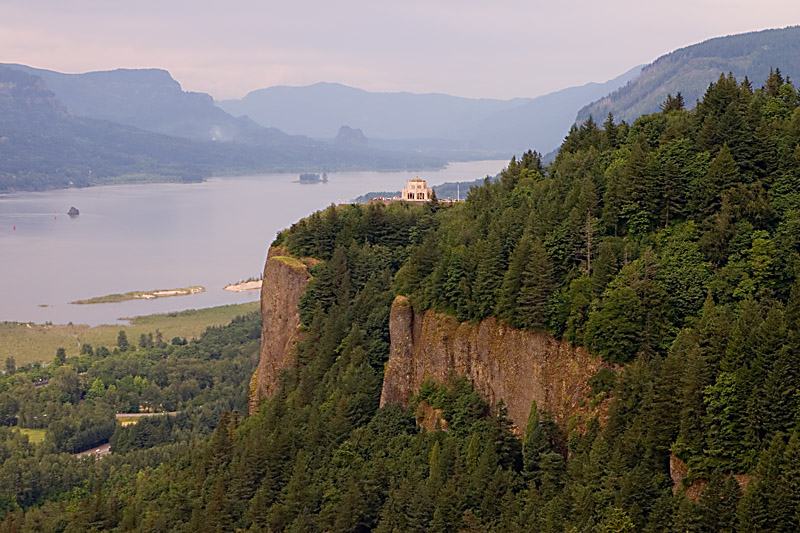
[380,295,611,431]
[250,247,313,411]
[252,251,610,429]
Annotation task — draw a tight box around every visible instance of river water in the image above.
[0,160,505,325]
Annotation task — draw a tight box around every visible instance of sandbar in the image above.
[224,280,263,292]
[70,286,205,305]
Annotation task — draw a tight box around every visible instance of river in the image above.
[0,160,505,325]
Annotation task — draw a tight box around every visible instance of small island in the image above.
[70,286,205,305]
[298,172,328,184]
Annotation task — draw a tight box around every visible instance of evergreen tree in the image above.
[604,113,619,148]
[496,233,534,324]
[117,330,129,351]
[661,92,685,112]
[695,144,739,218]
[516,238,555,330]
[55,347,66,365]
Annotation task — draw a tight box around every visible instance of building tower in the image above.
[401,178,433,202]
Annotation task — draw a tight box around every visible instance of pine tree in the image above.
[782,432,800,525]
[661,92,685,112]
[625,135,657,229]
[764,67,784,97]
[603,112,619,148]
[117,330,129,351]
[471,232,504,319]
[496,233,534,324]
[695,144,739,218]
[672,330,708,461]
[703,372,749,470]
[585,285,644,364]
[55,347,66,365]
[522,401,550,485]
[516,238,555,330]
[603,508,635,532]
[736,435,787,532]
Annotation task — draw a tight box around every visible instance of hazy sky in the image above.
[2,1,799,100]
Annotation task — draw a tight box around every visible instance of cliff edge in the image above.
[250,247,312,412]
[381,295,612,432]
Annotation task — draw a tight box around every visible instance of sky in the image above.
[2,0,800,101]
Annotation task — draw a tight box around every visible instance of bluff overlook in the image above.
[253,249,610,430]
[251,247,313,408]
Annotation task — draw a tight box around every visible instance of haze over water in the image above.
[0,160,504,325]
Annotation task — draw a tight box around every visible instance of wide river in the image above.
[0,160,505,325]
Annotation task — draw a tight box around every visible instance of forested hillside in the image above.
[2,70,800,531]
[577,26,800,124]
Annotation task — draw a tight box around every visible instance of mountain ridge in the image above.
[218,67,641,153]
[0,66,447,192]
[577,25,800,123]
[1,63,292,144]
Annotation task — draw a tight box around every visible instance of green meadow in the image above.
[0,302,260,366]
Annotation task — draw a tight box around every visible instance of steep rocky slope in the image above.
[251,247,313,409]
[380,296,611,432]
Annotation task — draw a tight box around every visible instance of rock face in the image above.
[380,295,612,432]
[334,125,368,148]
[0,67,68,119]
[251,247,312,411]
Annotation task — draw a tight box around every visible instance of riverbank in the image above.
[70,286,205,305]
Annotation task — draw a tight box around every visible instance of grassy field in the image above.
[16,428,46,444]
[0,302,260,366]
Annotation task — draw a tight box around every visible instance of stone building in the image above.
[402,178,433,201]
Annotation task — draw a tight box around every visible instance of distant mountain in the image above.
[577,26,800,124]
[1,64,290,144]
[218,82,524,140]
[217,68,641,154]
[0,67,445,192]
[460,66,641,153]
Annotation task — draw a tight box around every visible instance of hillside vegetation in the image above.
[578,26,800,124]
[0,302,259,365]
[1,71,799,531]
